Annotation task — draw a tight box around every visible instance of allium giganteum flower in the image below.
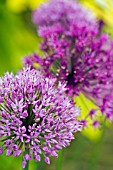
[0,67,82,168]
[24,0,113,122]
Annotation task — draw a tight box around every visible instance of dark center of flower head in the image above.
[22,105,35,135]
[22,104,43,135]
[66,56,75,86]
[51,57,81,95]
[66,70,75,86]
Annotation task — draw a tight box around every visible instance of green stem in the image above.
[24,160,29,170]
[56,149,63,170]
[88,129,105,170]
[22,148,29,170]
[35,161,42,170]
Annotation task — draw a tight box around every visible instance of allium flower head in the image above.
[0,67,82,168]
[24,0,113,122]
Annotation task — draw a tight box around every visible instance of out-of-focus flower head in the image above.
[0,67,82,168]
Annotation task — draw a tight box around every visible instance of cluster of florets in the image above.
[0,67,82,168]
[24,0,99,95]
[24,0,113,122]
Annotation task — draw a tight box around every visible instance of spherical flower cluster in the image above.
[24,0,113,122]
[0,67,82,168]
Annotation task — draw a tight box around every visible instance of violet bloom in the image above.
[0,67,82,168]
[24,0,113,122]
[24,0,99,95]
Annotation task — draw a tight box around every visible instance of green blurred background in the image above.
[0,0,113,169]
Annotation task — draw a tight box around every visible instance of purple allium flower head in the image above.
[24,0,100,95]
[23,0,113,122]
[0,67,82,168]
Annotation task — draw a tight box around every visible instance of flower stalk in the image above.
[56,149,63,170]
